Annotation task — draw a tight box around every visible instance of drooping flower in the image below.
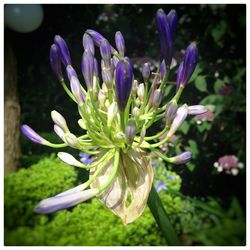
[21,125,48,145]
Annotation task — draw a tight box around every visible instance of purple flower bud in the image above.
[160,60,166,80]
[81,51,94,89]
[176,43,198,90]
[50,44,63,81]
[188,105,207,115]
[93,58,99,78]
[165,100,178,126]
[82,33,95,55]
[115,58,133,112]
[152,89,163,108]
[142,63,151,82]
[125,119,136,145]
[111,56,119,68]
[70,76,84,104]
[156,9,173,65]
[21,125,47,145]
[86,29,116,53]
[66,65,77,81]
[34,188,98,214]
[115,31,125,57]
[169,151,192,165]
[100,39,111,64]
[167,104,188,137]
[102,67,113,88]
[54,35,72,66]
[167,9,177,35]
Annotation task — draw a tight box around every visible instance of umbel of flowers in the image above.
[22,8,207,224]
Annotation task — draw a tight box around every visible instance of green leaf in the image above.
[188,139,199,157]
[194,76,208,92]
[186,162,195,172]
[214,79,224,93]
[189,64,203,83]
[180,121,190,135]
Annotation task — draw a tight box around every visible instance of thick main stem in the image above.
[147,186,180,246]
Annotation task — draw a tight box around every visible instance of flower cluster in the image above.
[21,8,207,224]
[213,155,244,175]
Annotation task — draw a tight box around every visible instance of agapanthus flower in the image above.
[22,8,207,224]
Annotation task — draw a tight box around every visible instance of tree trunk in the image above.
[4,44,21,173]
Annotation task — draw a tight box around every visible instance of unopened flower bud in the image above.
[142,63,151,82]
[169,151,192,164]
[160,60,166,80]
[21,125,49,145]
[167,104,188,137]
[165,100,178,126]
[70,76,84,105]
[132,107,140,118]
[54,35,72,66]
[125,119,136,145]
[50,44,63,81]
[64,133,80,149]
[115,31,125,57]
[100,39,111,65]
[132,80,139,95]
[152,89,163,108]
[66,65,77,81]
[107,102,118,127]
[58,152,84,167]
[51,110,69,133]
[101,67,113,88]
[78,119,87,130]
[81,50,94,89]
[188,105,207,115]
[54,124,65,140]
[137,83,145,102]
[98,90,106,107]
[82,33,95,55]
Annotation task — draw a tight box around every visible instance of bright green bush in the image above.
[4,155,245,246]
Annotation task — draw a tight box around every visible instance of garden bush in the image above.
[4,155,245,246]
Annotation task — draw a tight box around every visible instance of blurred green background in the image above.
[4,4,246,246]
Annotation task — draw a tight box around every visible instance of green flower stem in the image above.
[120,111,125,131]
[150,149,172,163]
[159,66,170,91]
[144,126,168,141]
[98,149,120,193]
[59,80,77,102]
[79,146,99,155]
[112,50,121,60]
[46,142,68,148]
[146,67,160,107]
[149,134,170,148]
[171,84,184,102]
[148,186,180,246]
[84,150,114,169]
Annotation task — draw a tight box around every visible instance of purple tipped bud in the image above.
[152,89,163,108]
[188,105,207,115]
[167,104,188,137]
[100,39,111,64]
[82,33,95,55]
[54,35,72,66]
[86,29,116,53]
[167,9,177,35]
[176,43,198,90]
[137,83,145,102]
[115,58,133,112]
[169,151,192,165]
[34,188,98,214]
[66,65,77,81]
[50,44,63,81]
[70,76,84,104]
[21,125,47,145]
[156,9,173,65]
[165,100,178,126]
[160,60,167,80]
[64,133,80,149]
[81,51,94,89]
[142,63,151,82]
[115,31,125,57]
[125,119,136,145]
